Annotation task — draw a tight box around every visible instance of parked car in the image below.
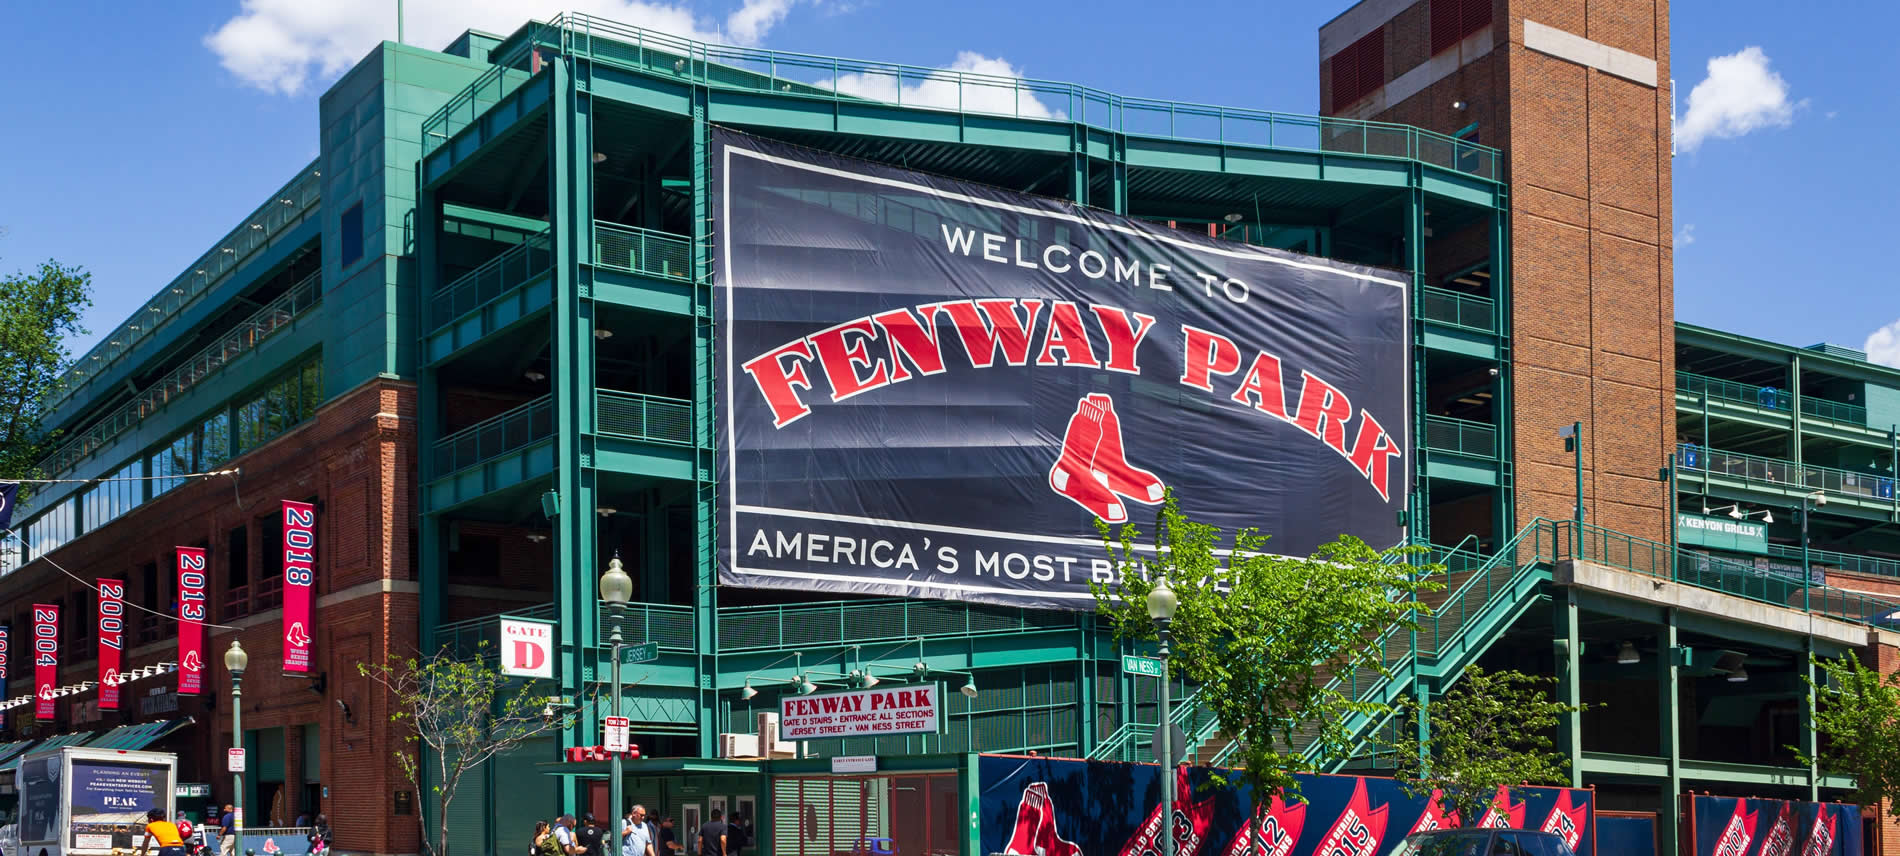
[1390,828,1578,856]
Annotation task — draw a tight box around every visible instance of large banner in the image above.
[1689,795,1861,856]
[32,603,57,720]
[176,547,207,695]
[977,756,1593,856]
[281,500,316,673]
[0,625,9,707]
[714,130,1411,609]
[97,579,124,710]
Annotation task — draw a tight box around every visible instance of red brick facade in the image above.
[1,379,421,856]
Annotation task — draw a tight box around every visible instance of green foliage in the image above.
[0,257,92,480]
[359,642,579,856]
[1092,492,1439,810]
[1385,666,1579,822]
[1801,655,1900,820]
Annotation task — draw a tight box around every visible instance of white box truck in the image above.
[11,747,177,856]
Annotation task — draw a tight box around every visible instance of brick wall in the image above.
[0,378,420,856]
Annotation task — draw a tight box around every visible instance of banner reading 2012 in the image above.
[282,500,317,673]
[713,130,1411,610]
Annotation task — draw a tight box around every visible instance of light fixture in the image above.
[1728,665,1750,683]
[1762,511,1774,524]
[853,670,879,689]
[1729,507,1744,520]
[1222,213,1244,223]
[959,678,978,699]
[594,328,614,340]
[797,675,817,694]
[599,551,633,605]
[592,152,607,164]
[912,661,929,679]
[1452,100,1468,110]
[1146,577,1179,622]
[597,507,619,517]
[1616,641,1640,665]
[1702,505,1712,515]
[524,371,547,382]
[224,640,249,676]
[526,533,549,543]
[740,682,757,700]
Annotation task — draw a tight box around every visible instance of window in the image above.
[25,499,75,561]
[1431,0,1493,55]
[1330,29,1386,111]
[202,411,232,468]
[228,525,250,589]
[151,431,197,497]
[1456,125,1483,173]
[82,460,144,533]
[340,203,365,267]
[236,357,324,455]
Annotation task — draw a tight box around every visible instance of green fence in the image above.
[432,395,554,476]
[1676,444,1897,506]
[1418,286,1495,332]
[38,274,323,477]
[1423,415,1497,458]
[434,602,557,660]
[596,601,696,650]
[421,61,536,155]
[1676,371,1865,425]
[431,228,552,330]
[717,597,1080,651]
[1767,543,1900,580]
[596,390,694,445]
[1800,395,1868,426]
[593,222,693,279]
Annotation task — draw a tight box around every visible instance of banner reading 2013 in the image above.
[282,500,317,673]
[176,547,207,695]
[713,130,1411,610]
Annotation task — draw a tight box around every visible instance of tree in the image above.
[1092,493,1439,819]
[359,645,581,856]
[1800,654,1900,820]
[1384,666,1581,823]
[0,258,92,480]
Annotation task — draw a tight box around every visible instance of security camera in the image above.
[542,704,556,723]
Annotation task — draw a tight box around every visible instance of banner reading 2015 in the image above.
[282,500,316,673]
[714,130,1411,610]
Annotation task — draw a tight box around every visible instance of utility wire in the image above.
[1,468,241,485]
[1,527,238,630]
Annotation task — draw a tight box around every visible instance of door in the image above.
[681,803,702,855]
[734,797,756,855]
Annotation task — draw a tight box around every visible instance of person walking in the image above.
[575,813,606,856]
[533,821,561,856]
[141,809,189,856]
[696,810,726,856]
[554,815,580,856]
[656,817,679,855]
[306,814,332,855]
[621,806,654,856]
[217,805,236,856]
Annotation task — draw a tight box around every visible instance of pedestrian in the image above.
[534,821,561,856]
[553,815,580,856]
[656,817,679,854]
[725,817,747,856]
[575,813,606,856]
[141,808,188,856]
[307,814,332,855]
[218,805,237,856]
[621,806,654,856]
[696,809,726,856]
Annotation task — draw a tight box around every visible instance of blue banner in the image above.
[1689,795,1861,856]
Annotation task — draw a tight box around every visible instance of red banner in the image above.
[98,579,125,710]
[0,625,8,706]
[33,603,57,720]
[282,500,316,673]
[177,547,208,695]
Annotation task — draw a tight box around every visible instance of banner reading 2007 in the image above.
[282,500,317,673]
[714,130,1411,610]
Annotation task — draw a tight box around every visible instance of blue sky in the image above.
[2,0,1893,365]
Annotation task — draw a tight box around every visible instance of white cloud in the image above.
[1674,46,1802,152]
[206,0,803,95]
[1674,223,1695,246]
[828,51,1061,120]
[1868,320,1900,369]
[1826,110,1839,120]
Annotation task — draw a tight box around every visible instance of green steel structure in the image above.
[8,11,1900,856]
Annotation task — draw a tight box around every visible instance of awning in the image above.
[0,731,96,772]
[88,718,193,751]
[0,739,35,764]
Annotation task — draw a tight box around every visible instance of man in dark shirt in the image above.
[575,813,607,856]
[696,810,726,856]
[657,817,680,854]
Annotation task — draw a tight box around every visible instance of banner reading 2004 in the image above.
[715,130,1410,610]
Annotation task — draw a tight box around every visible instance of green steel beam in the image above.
[1658,609,1680,856]
[1555,588,1582,787]
[418,183,446,649]
[691,84,721,759]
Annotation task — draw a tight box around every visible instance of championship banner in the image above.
[0,625,9,706]
[33,603,57,720]
[1690,796,1861,856]
[281,500,317,673]
[979,757,1594,856]
[97,579,125,710]
[714,130,1411,610]
[177,547,208,695]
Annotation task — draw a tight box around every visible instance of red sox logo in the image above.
[182,650,204,673]
[1049,394,1164,523]
[286,622,313,648]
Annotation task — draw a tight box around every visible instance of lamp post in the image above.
[1561,422,1584,524]
[1799,491,1825,613]
[599,552,634,856]
[1146,578,1180,856]
[224,641,248,836]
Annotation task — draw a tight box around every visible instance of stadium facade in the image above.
[4,1,1899,855]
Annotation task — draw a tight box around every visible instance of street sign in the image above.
[1121,655,1165,677]
[620,642,659,664]
[1149,723,1187,766]
[603,716,631,753]
[227,748,246,773]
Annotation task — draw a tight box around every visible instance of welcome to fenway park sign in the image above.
[713,129,1411,610]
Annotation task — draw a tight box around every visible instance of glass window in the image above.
[202,411,232,467]
[340,203,365,266]
[1392,832,1493,856]
[1496,832,1569,856]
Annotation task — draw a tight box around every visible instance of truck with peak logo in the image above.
[10,747,176,856]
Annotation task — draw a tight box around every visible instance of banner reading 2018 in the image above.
[715,130,1411,610]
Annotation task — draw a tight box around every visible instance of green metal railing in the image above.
[432,395,554,476]
[592,222,693,279]
[431,228,552,330]
[1766,543,1900,580]
[42,164,323,411]
[1088,684,1215,764]
[38,274,323,477]
[1423,415,1497,458]
[1675,371,1865,425]
[1418,286,1495,332]
[424,15,1502,181]
[596,601,696,650]
[596,390,694,445]
[420,59,536,155]
[1676,444,1897,506]
[716,597,1080,651]
[434,602,557,661]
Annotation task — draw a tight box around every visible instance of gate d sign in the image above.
[500,618,556,678]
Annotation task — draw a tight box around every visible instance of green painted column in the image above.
[1555,588,1582,787]
[1110,135,1127,215]
[961,754,981,856]
[1491,208,1514,538]
[1068,126,1089,208]
[1658,609,1680,856]
[416,185,444,650]
[1790,354,1803,468]
[1413,677,1431,772]
[1076,622,1096,753]
[1405,179,1430,540]
[1803,637,1818,802]
[691,85,721,758]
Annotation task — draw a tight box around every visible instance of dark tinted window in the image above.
[1395,831,1492,856]
[1496,832,1568,856]
[340,202,365,266]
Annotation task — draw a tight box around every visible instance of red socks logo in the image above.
[1050,394,1166,523]
[1004,782,1082,856]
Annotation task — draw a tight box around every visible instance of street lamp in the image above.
[1146,578,1180,856]
[224,641,248,835]
[1560,422,1584,524]
[1799,491,1826,613]
[599,552,634,856]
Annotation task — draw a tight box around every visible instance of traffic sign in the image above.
[227,748,246,772]
[1150,723,1187,766]
[1121,655,1165,677]
[620,642,659,664]
[603,716,631,753]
